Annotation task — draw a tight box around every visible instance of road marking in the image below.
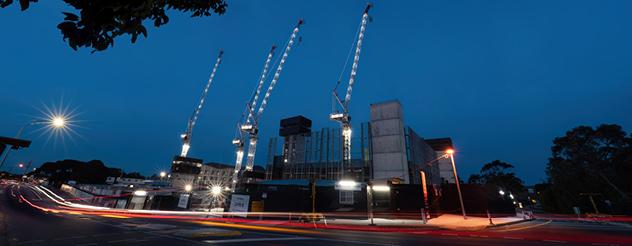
[203,237,312,244]
[542,239,567,243]
[495,220,552,232]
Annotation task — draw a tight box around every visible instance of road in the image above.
[1,183,631,246]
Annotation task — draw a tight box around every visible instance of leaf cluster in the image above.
[1,0,227,52]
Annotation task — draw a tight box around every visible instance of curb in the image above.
[486,218,534,229]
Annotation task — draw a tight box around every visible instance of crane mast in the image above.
[330,4,371,179]
[180,50,223,157]
[244,20,303,173]
[231,46,276,190]
[232,20,303,188]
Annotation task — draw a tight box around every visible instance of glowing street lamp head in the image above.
[446,149,455,155]
[18,163,24,168]
[133,190,147,196]
[51,116,66,128]
[211,186,222,196]
[160,171,167,178]
[184,184,192,192]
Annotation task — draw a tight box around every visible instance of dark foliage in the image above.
[541,124,632,214]
[35,159,122,186]
[0,0,227,52]
[468,160,525,195]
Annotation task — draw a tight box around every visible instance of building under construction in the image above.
[265,100,454,187]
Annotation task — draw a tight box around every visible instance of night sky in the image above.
[2,1,631,184]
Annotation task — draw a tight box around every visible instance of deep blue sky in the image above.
[2,1,631,184]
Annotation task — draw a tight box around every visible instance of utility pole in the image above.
[311,177,316,214]
[579,193,602,215]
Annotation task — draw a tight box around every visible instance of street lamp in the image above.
[211,186,222,197]
[133,190,147,196]
[184,184,192,192]
[447,149,467,220]
[0,116,68,170]
[159,171,167,180]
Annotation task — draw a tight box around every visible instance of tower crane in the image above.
[232,20,304,188]
[330,4,372,180]
[231,45,276,190]
[179,50,223,157]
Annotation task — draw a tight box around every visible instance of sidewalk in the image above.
[323,214,525,230]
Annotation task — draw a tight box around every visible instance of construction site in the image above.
[164,4,502,216]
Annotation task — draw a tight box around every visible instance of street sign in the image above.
[229,194,250,217]
[573,206,581,215]
[178,194,190,208]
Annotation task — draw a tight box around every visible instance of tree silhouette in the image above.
[0,0,227,52]
[542,124,632,213]
[468,160,525,194]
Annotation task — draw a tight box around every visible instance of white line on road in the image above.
[204,237,312,244]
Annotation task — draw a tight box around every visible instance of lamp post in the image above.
[367,182,375,226]
[447,149,467,220]
[0,117,67,170]
[159,171,167,181]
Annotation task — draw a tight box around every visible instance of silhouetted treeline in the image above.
[538,124,632,215]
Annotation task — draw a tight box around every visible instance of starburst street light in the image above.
[211,186,222,197]
[0,112,74,170]
[52,116,66,128]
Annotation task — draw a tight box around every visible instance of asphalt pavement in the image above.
[1,183,631,246]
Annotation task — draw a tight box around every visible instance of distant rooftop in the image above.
[204,162,233,169]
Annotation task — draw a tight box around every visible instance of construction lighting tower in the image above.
[330,4,372,180]
[180,50,223,157]
[232,20,303,188]
[231,45,276,191]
